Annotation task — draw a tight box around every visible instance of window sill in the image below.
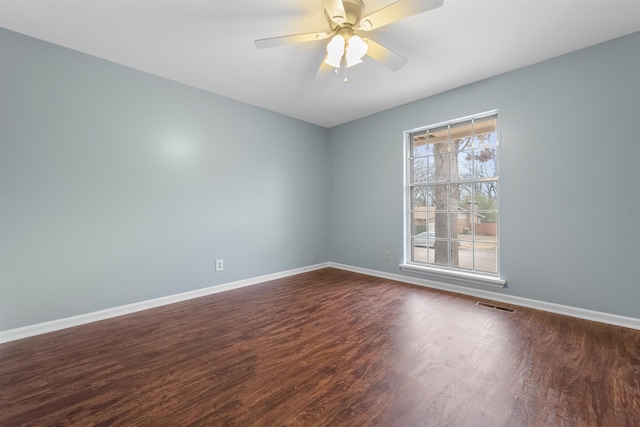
[399,263,506,288]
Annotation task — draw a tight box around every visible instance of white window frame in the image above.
[400,110,506,288]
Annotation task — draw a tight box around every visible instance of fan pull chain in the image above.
[343,57,348,83]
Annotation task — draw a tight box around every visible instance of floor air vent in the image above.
[476,301,515,313]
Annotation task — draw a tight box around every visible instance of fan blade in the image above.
[359,0,443,31]
[255,32,329,49]
[364,38,407,71]
[322,0,347,24]
[313,55,335,82]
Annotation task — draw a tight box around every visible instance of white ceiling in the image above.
[1,0,638,128]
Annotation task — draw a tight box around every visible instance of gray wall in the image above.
[0,29,329,330]
[2,29,638,332]
[328,32,640,318]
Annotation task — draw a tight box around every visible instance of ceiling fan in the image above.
[255,0,444,82]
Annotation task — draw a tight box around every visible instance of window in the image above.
[402,111,504,286]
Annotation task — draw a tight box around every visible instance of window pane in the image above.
[411,187,428,208]
[412,157,429,183]
[427,185,448,210]
[458,229,473,244]
[474,243,497,274]
[432,139,451,155]
[412,133,432,157]
[458,184,474,208]
[411,242,428,264]
[473,148,498,178]
[475,133,497,150]
[450,183,473,210]
[428,125,449,145]
[474,182,498,211]
[450,121,474,142]
[473,116,497,148]
[458,149,474,179]
[449,150,461,180]
[450,212,461,238]
[475,213,498,242]
[433,212,449,239]
[429,153,449,181]
[411,210,427,235]
[433,241,449,266]
[449,183,460,210]
[457,242,473,270]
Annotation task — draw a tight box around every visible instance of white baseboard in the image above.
[3,261,637,344]
[0,263,330,344]
[328,262,640,331]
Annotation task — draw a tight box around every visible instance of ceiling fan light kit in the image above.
[345,35,368,67]
[325,35,345,68]
[255,0,444,81]
[325,30,368,69]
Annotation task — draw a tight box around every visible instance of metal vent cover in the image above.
[476,301,515,313]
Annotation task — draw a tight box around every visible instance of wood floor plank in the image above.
[1,268,639,426]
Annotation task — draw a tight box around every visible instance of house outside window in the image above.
[402,111,503,286]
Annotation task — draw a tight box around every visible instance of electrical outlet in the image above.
[215,259,224,271]
[385,251,391,261]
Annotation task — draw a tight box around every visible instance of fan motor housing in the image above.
[326,0,364,29]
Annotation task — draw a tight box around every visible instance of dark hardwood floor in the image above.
[1,268,639,426]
